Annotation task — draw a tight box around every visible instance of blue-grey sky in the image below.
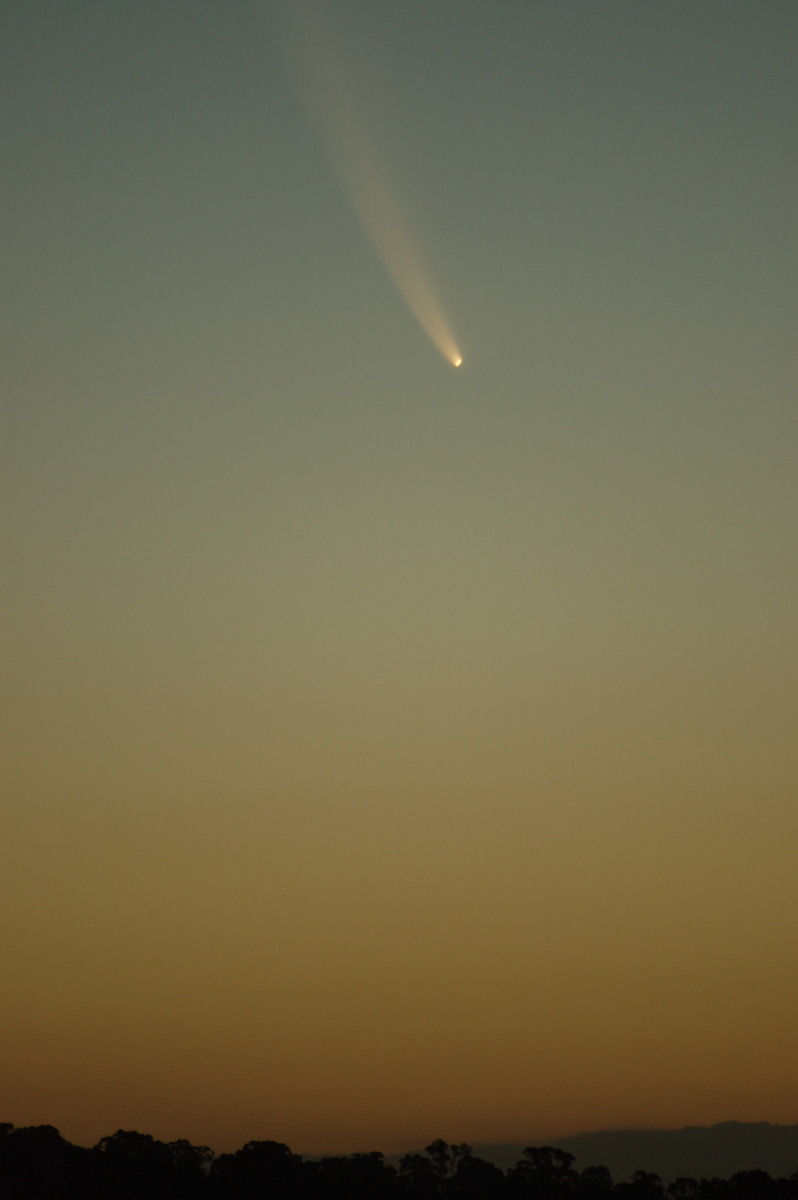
[3,0,797,1154]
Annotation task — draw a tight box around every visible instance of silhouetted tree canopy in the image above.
[1,1123,797,1200]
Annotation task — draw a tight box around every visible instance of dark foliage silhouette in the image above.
[1,1123,797,1200]
[92,1129,213,1200]
[306,1151,397,1200]
[208,1139,303,1200]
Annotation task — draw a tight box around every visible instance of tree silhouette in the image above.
[449,1151,505,1200]
[307,1151,397,1200]
[399,1151,440,1198]
[0,1124,88,1200]
[616,1171,665,1200]
[507,1146,578,1200]
[666,1178,701,1200]
[2,1121,798,1200]
[92,1129,181,1199]
[208,1139,303,1200]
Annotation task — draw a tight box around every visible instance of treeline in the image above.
[2,1125,798,1200]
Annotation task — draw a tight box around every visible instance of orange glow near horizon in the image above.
[5,689,798,1152]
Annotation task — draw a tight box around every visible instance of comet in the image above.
[273,0,463,367]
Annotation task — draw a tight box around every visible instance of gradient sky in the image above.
[3,0,797,1156]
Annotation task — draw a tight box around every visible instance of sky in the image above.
[3,0,797,1156]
